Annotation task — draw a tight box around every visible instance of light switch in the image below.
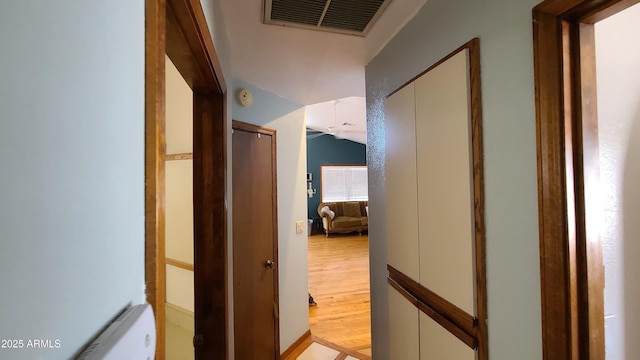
[295,221,304,234]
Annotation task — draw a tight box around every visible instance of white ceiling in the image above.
[219,0,427,143]
[306,97,368,144]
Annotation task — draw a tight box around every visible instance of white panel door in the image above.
[384,83,420,280]
[415,50,476,315]
[389,284,420,359]
[420,313,476,360]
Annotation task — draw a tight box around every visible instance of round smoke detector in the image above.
[237,89,253,107]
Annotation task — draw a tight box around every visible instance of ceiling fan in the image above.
[306,100,362,140]
[307,121,357,140]
[306,130,329,140]
[328,121,356,134]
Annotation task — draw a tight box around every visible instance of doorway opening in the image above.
[533,0,640,358]
[145,0,228,359]
[164,55,196,359]
[304,111,372,357]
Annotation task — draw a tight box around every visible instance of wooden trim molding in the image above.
[165,152,193,160]
[388,278,477,349]
[166,257,194,271]
[387,38,479,99]
[387,277,418,307]
[417,298,477,349]
[271,125,281,357]
[193,92,228,358]
[532,0,639,358]
[467,37,488,360]
[532,10,573,359]
[387,265,476,334]
[232,120,277,136]
[166,0,226,93]
[280,330,311,359]
[144,0,167,358]
[571,22,605,358]
[388,265,477,348]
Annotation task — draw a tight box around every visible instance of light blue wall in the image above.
[201,0,232,75]
[0,1,145,359]
[231,78,310,352]
[232,78,302,124]
[366,0,542,358]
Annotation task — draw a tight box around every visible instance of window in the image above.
[320,165,368,202]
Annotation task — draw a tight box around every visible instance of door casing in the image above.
[145,0,228,358]
[533,0,640,358]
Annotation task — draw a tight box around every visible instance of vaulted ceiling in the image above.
[219,0,427,143]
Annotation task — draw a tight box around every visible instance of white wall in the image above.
[595,4,640,358]
[366,0,542,358]
[165,160,194,265]
[0,1,145,359]
[232,78,310,352]
[166,266,195,313]
[166,55,194,156]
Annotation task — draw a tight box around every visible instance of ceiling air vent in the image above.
[263,0,391,36]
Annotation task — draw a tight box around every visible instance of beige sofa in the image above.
[317,201,368,237]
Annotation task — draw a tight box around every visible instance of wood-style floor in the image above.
[308,233,371,355]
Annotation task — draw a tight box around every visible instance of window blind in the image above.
[321,165,368,202]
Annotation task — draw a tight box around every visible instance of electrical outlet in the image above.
[295,221,304,234]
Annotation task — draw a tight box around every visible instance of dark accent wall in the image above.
[306,131,366,218]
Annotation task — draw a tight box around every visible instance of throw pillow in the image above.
[321,206,335,220]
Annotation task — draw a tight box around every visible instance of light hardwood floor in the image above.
[308,233,371,354]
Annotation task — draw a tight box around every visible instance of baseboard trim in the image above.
[281,330,312,359]
[165,302,194,333]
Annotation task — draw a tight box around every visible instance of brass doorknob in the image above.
[265,259,276,269]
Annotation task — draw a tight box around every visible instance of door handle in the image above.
[264,259,276,269]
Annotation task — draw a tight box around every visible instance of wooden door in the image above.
[232,121,279,359]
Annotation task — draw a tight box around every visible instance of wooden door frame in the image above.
[231,120,281,357]
[533,0,640,358]
[145,0,228,359]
